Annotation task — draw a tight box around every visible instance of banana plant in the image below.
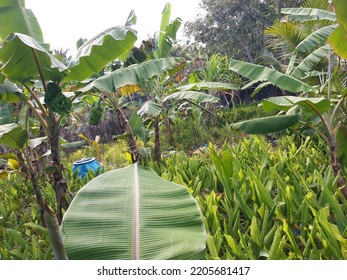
[80,57,185,162]
[0,0,137,226]
[138,78,226,161]
[124,2,183,65]
[0,29,137,223]
[61,163,206,259]
[229,60,347,199]
[74,3,185,163]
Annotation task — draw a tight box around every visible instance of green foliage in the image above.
[0,123,28,149]
[1,0,346,261]
[154,135,347,259]
[229,59,318,94]
[184,0,279,61]
[0,175,54,260]
[63,139,129,172]
[159,104,272,152]
[64,26,137,82]
[264,1,336,82]
[217,103,277,123]
[231,114,301,134]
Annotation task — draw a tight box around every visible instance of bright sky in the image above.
[25,0,201,52]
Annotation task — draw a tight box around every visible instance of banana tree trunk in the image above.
[154,117,161,162]
[329,144,347,199]
[48,116,69,224]
[44,206,68,260]
[116,108,141,163]
[28,159,68,259]
[27,162,47,227]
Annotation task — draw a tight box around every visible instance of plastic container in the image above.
[72,157,102,179]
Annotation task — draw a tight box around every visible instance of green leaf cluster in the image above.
[154,135,347,259]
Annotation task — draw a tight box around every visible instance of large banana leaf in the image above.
[0,33,69,82]
[0,123,28,149]
[261,96,331,114]
[229,59,318,94]
[125,10,137,27]
[281,8,336,22]
[328,26,347,59]
[231,114,301,134]
[177,82,240,92]
[61,164,206,260]
[129,111,150,143]
[137,101,163,117]
[65,26,137,82]
[0,80,22,102]
[292,45,330,79]
[81,57,184,93]
[0,102,12,125]
[328,27,347,59]
[155,3,182,58]
[0,0,44,44]
[163,91,219,103]
[328,0,347,59]
[332,0,347,31]
[296,25,337,53]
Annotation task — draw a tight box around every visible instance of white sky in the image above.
[25,0,201,52]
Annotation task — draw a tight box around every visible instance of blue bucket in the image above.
[72,157,102,179]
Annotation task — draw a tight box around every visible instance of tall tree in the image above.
[184,0,303,62]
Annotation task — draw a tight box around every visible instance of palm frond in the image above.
[265,21,306,61]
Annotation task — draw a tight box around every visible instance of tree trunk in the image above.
[154,117,161,162]
[116,108,141,163]
[49,118,69,224]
